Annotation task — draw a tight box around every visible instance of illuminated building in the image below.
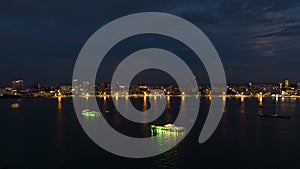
[248,82,252,90]
[12,80,24,91]
[0,88,4,96]
[72,79,79,95]
[60,85,72,95]
[82,81,91,96]
[285,88,295,95]
[73,79,78,87]
[100,81,111,95]
[139,85,149,95]
[279,83,283,90]
[284,79,289,89]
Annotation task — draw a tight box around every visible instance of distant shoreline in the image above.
[1,95,300,99]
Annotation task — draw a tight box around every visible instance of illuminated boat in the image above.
[82,109,100,117]
[11,103,20,109]
[151,124,184,133]
[258,113,290,119]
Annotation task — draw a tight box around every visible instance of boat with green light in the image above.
[82,109,100,117]
[151,124,184,133]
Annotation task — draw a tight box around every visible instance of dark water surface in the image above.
[1,97,300,169]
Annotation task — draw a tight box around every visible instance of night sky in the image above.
[1,0,300,86]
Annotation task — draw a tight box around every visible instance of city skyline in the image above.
[1,77,300,98]
[1,77,300,88]
[2,1,300,168]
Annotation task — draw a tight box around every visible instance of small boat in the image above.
[151,124,184,133]
[258,113,291,119]
[82,109,100,117]
[11,103,20,109]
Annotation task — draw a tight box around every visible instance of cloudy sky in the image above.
[1,0,300,86]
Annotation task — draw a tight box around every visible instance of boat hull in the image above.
[258,113,291,119]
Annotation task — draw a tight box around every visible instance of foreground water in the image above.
[1,97,300,169]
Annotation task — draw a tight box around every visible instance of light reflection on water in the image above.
[61,96,300,168]
[55,97,66,167]
[152,131,184,169]
[78,96,197,137]
[1,97,300,168]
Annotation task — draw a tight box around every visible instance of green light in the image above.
[82,110,100,117]
[150,124,184,134]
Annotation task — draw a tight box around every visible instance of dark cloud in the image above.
[0,0,299,85]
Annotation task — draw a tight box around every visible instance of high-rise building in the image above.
[73,79,78,87]
[72,79,79,95]
[248,82,252,90]
[60,85,72,95]
[279,82,283,90]
[284,79,289,89]
[12,80,24,91]
[297,83,300,95]
[33,82,41,91]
